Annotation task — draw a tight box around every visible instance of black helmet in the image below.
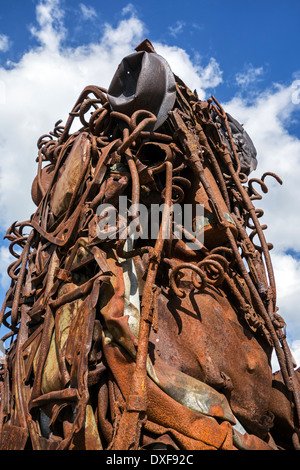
[107,50,176,130]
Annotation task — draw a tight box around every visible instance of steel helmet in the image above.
[107,50,176,130]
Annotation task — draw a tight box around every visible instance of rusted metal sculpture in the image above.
[0,39,300,450]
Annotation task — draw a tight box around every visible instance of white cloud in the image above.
[236,64,264,87]
[0,246,13,290]
[271,252,300,339]
[0,0,224,238]
[168,21,186,38]
[0,80,5,105]
[224,83,300,347]
[224,84,300,252]
[291,340,300,369]
[272,339,300,372]
[0,34,10,53]
[30,0,66,52]
[0,0,299,357]
[121,3,138,17]
[79,3,97,20]
[154,43,223,97]
[0,2,147,231]
[196,57,223,90]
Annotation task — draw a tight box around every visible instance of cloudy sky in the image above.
[0,0,299,369]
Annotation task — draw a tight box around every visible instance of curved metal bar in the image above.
[170,262,207,297]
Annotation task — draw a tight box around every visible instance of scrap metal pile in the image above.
[0,39,300,450]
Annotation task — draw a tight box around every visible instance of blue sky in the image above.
[1,1,300,102]
[0,0,299,368]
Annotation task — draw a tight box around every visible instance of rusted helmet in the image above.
[107,50,176,130]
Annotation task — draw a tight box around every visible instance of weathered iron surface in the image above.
[0,38,300,450]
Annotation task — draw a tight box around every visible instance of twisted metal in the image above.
[0,50,299,450]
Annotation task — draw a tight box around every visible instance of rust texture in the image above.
[0,39,300,450]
